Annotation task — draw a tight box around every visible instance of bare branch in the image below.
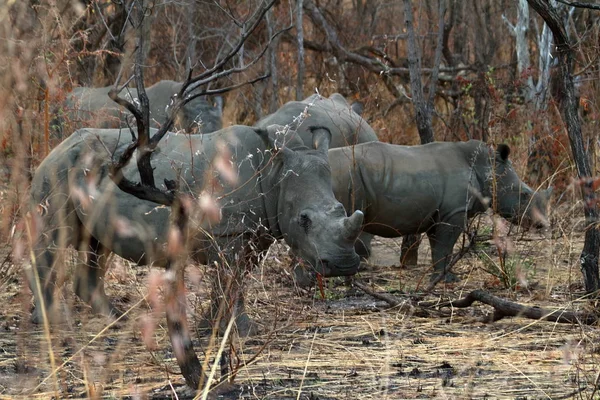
[187,0,278,85]
[554,0,600,10]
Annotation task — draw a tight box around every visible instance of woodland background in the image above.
[0,0,600,398]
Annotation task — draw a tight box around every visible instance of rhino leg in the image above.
[199,236,272,337]
[427,221,463,283]
[73,236,121,319]
[29,198,81,324]
[201,269,258,337]
[354,232,373,260]
[400,234,422,267]
[28,243,61,324]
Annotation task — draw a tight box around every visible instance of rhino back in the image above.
[330,141,485,237]
[49,126,267,265]
[66,87,134,129]
[255,94,378,148]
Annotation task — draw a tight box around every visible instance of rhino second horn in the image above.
[343,210,364,241]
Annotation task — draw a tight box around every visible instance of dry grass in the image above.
[0,210,599,399]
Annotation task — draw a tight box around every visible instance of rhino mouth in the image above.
[291,254,360,288]
[318,257,360,277]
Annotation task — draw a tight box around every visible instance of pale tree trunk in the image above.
[527,0,599,293]
[266,8,279,113]
[533,14,554,111]
[296,0,305,101]
[504,1,556,187]
[400,0,446,267]
[185,7,197,73]
[503,0,534,100]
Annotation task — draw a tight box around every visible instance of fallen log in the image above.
[439,289,598,325]
[354,282,598,326]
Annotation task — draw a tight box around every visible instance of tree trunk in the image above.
[527,0,599,293]
[296,0,305,101]
[399,0,446,266]
[402,0,434,144]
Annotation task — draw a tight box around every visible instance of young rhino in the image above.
[328,140,551,282]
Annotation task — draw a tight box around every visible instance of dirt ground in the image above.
[0,209,599,399]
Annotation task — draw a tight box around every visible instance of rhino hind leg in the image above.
[400,234,422,267]
[427,222,463,283]
[73,235,122,319]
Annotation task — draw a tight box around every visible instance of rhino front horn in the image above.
[343,210,364,241]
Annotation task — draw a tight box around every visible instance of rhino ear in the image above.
[310,126,332,155]
[351,101,364,116]
[497,143,511,161]
[253,126,277,150]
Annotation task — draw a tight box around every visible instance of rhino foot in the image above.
[30,305,64,325]
[292,264,317,288]
[197,313,260,337]
[430,271,460,283]
[89,298,124,321]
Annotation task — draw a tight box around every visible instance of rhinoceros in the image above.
[323,140,551,282]
[27,124,364,333]
[255,93,378,147]
[59,80,223,135]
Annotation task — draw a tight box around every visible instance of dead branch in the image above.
[441,289,598,325]
[554,0,600,10]
[352,281,406,308]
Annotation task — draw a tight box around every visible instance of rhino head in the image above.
[490,144,552,229]
[177,95,223,133]
[259,125,364,279]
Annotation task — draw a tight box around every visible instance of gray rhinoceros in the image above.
[28,124,364,332]
[327,140,551,282]
[255,93,378,147]
[62,80,223,134]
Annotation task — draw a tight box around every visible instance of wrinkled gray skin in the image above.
[318,140,551,283]
[62,80,223,134]
[255,93,378,147]
[28,124,363,333]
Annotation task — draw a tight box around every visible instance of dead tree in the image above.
[527,0,599,293]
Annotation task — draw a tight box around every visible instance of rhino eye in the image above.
[299,212,312,233]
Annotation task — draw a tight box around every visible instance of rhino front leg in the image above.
[73,236,121,319]
[200,237,271,337]
[427,221,464,283]
[202,268,258,337]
